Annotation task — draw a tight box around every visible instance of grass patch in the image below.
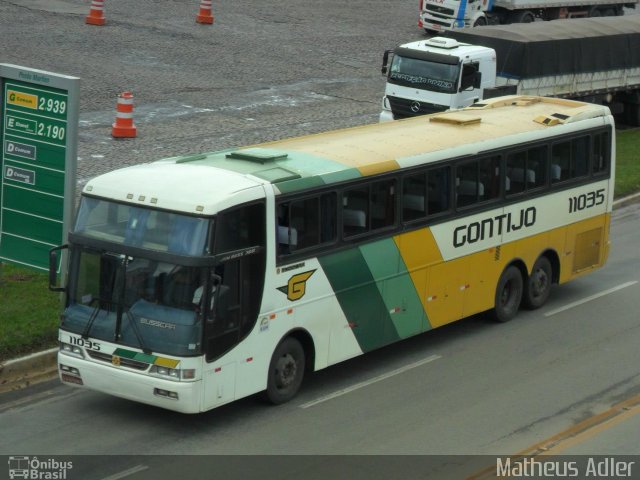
[1,131,639,361]
[0,263,61,361]
[615,129,640,198]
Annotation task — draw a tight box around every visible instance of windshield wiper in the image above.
[124,310,152,355]
[81,297,110,339]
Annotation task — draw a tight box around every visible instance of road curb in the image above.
[0,347,59,394]
[613,192,640,210]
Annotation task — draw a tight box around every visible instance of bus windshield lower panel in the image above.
[62,248,206,357]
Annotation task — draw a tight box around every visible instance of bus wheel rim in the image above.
[276,353,297,388]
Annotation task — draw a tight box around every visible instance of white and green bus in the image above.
[50,95,614,413]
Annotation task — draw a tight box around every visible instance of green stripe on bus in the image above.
[113,348,137,360]
[193,149,361,191]
[359,239,429,338]
[319,247,400,352]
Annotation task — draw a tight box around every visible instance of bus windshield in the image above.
[388,55,459,93]
[62,250,207,356]
[62,197,214,356]
[74,197,210,256]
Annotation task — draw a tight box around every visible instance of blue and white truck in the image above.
[419,0,637,32]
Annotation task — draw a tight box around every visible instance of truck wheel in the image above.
[489,266,523,322]
[602,8,616,16]
[510,10,534,23]
[625,103,640,127]
[474,17,487,26]
[264,337,305,405]
[523,256,553,310]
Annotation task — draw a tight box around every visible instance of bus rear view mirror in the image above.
[49,245,68,292]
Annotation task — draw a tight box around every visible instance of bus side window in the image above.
[552,141,571,183]
[343,186,369,237]
[456,160,478,207]
[428,165,450,215]
[479,155,500,201]
[277,203,296,254]
[277,192,337,256]
[572,136,589,178]
[403,173,427,221]
[506,151,526,195]
[371,179,396,230]
[593,132,609,175]
[529,145,547,189]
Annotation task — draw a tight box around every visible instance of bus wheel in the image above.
[490,266,523,322]
[523,256,552,310]
[264,337,305,404]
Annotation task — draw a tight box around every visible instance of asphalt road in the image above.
[0,202,639,478]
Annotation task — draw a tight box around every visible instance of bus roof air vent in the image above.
[175,154,207,164]
[511,97,542,107]
[424,37,459,49]
[429,113,481,126]
[226,147,289,163]
[533,111,573,126]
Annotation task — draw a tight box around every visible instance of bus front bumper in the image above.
[58,352,203,414]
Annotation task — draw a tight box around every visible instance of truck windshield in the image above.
[62,249,208,356]
[388,55,459,94]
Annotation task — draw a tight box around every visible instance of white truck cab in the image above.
[380,37,496,122]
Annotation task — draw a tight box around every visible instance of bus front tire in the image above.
[264,337,305,405]
[490,266,523,322]
[523,256,553,310]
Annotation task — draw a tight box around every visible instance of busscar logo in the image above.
[277,270,316,301]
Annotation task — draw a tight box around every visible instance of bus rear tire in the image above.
[523,256,552,310]
[490,265,523,322]
[264,337,305,405]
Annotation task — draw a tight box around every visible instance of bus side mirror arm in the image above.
[49,245,68,292]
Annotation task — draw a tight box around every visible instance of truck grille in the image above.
[425,17,453,27]
[425,4,455,16]
[86,349,150,371]
[388,96,448,119]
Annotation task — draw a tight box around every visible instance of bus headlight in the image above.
[59,341,85,359]
[150,365,196,381]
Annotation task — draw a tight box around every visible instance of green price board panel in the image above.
[0,65,79,272]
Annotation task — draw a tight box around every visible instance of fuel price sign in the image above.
[0,64,79,271]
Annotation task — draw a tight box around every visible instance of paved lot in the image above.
[1,0,420,186]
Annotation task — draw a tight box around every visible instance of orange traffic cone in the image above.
[111,92,137,138]
[85,0,106,26]
[196,0,214,24]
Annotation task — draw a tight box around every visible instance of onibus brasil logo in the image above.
[8,456,72,480]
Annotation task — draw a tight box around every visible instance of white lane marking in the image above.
[299,354,442,409]
[544,281,638,317]
[101,465,149,480]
